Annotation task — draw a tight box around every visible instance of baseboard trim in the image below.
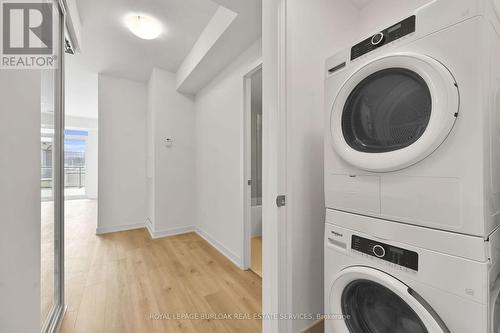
[146,220,154,238]
[300,319,324,333]
[96,222,145,235]
[117,222,244,270]
[96,221,243,270]
[147,225,196,239]
[195,227,243,269]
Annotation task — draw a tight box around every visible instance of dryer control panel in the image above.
[351,235,419,271]
[350,15,416,60]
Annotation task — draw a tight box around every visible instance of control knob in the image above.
[371,32,385,46]
[373,245,386,258]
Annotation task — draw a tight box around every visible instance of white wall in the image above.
[97,74,147,233]
[285,0,359,331]
[194,39,262,266]
[146,74,155,229]
[0,71,41,332]
[64,114,98,129]
[147,68,196,236]
[65,55,98,119]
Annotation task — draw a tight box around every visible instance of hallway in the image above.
[51,200,262,333]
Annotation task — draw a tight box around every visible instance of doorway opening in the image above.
[61,50,100,330]
[63,130,88,199]
[244,65,263,278]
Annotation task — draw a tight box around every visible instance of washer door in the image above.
[494,0,500,21]
[330,53,459,172]
[490,275,500,333]
[329,266,449,333]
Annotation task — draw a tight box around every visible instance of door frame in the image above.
[41,0,67,332]
[243,63,263,270]
[262,0,291,331]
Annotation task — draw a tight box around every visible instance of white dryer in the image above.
[324,0,500,237]
[324,210,500,333]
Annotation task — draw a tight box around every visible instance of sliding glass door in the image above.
[41,1,66,332]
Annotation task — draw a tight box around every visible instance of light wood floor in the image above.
[50,200,262,333]
[41,200,55,323]
[250,236,262,278]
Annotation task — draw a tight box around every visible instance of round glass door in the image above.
[342,279,428,333]
[328,267,448,333]
[490,275,500,333]
[342,68,432,153]
[330,54,459,172]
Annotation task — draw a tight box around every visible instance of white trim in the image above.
[262,0,290,332]
[96,220,244,270]
[299,319,324,333]
[146,217,153,230]
[195,227,244,269]
[62,0,82,52]
[144,223,243,269]
[146,222,154,238]
[95,222,145,235]
[147,225,196,239]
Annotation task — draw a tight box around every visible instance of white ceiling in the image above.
[75,0,219,81]
[176,0,262,93]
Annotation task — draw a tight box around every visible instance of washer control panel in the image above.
[350,15,416,60]
[351,235,419,271]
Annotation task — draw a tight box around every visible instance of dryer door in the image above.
[330,53,459,172]
[328,266,449,333]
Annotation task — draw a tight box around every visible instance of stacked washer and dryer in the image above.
[324,0,500,332]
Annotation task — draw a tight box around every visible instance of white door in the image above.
[329,53,459,172]
[328,266,449,333]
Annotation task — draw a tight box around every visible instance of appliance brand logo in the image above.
[1,0,57,69]
[330,231,343,238]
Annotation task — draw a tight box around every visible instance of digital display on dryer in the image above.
[388,23,402,33]
[350,15,416,60]
[389,247,404,255]
[351,235,419,271]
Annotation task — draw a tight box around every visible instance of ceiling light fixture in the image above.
[124,14,162,40]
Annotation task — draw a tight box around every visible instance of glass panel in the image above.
[251,68,262,206]
[341,279,428,333]
[40,79,55,319]
[41,1,64,329]
[341,68,432,153]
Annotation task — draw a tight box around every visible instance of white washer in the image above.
[324,0,500,237]
[324,210,500,333]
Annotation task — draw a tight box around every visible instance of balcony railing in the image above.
[41,166,86,188]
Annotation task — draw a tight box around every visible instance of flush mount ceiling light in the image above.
[124,14,162,40]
